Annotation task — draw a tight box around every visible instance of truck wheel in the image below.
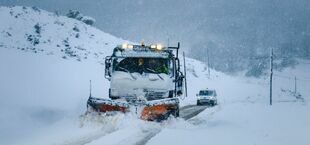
[211,101,215,106]
[197,100,200,106]
[108,89,112,99]
[170,108,179,118]
[175,108,180,117]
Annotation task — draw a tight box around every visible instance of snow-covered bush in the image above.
[66,10,81,20]
[246,60,267,77]
[34,23,41,34]
[31,6,40,12]
[66,10,95,26]
[81,16,95,26]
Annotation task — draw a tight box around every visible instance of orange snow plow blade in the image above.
[96,104,127,113]
[87,97,129,113]
[141,104,179,121]
[87,97,179,121]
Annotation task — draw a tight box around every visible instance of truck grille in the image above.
[145,91,167,100]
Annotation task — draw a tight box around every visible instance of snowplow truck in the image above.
[87,43,185,121]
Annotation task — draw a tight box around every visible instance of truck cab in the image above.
[104,44,184,102]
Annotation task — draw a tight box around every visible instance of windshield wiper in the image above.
[146,68,164,80]
[118,66,137,80]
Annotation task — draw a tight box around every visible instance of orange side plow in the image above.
[141,104,179,121]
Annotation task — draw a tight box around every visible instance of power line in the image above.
[273,71,310,79]
[274,74,293,79]
[298,61,310,64]
[274,74,310,82]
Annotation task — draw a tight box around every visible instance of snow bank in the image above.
[0,6,125,145]
[148,59,310,145]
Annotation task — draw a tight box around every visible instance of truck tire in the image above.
[170,107,179,118]
[197,100,200,106]
[175,108,180,117]
[211,101,215,106]
[108,89,112,99]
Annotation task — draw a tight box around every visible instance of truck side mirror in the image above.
[175,73,184,96]
[105,56,112,80]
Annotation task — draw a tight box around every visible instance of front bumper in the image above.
[197,98,216,103]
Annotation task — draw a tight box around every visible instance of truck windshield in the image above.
[199,90,214,96]
[113,57,171,74]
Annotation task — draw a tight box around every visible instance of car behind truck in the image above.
[196,89,218,106]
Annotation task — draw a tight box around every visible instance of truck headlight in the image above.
[150,44,156,49]
[122,43,133,50]
[122,43,128,49]
[127,44,133,49]
[150,44,163,50]
[156,44,163,50]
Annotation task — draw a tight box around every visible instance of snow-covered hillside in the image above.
[0,6,126,145]
[1,6,309,145]
[0,6,125,64]
[0,6,207,145]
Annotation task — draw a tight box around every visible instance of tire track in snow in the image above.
[134,105,209,145]
[180,105,209,120]
[55,114,125,145]
[57,105,210,145]
[188,104,222,125]
[57,128,117,145]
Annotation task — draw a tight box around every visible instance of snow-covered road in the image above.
[55,104,210,145]
[179,105,208,120]
[135,105,209,145]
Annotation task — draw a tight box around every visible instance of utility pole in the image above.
[294,76,297,95]
[207,47,211,78]
[183,52,188,98]
[269,48,273,106]
[89,80,92,98]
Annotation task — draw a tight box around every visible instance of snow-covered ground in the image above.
[0,6,125,64]
[1,6,309,145]
[148,60,310,145]
[0,6,121,144]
